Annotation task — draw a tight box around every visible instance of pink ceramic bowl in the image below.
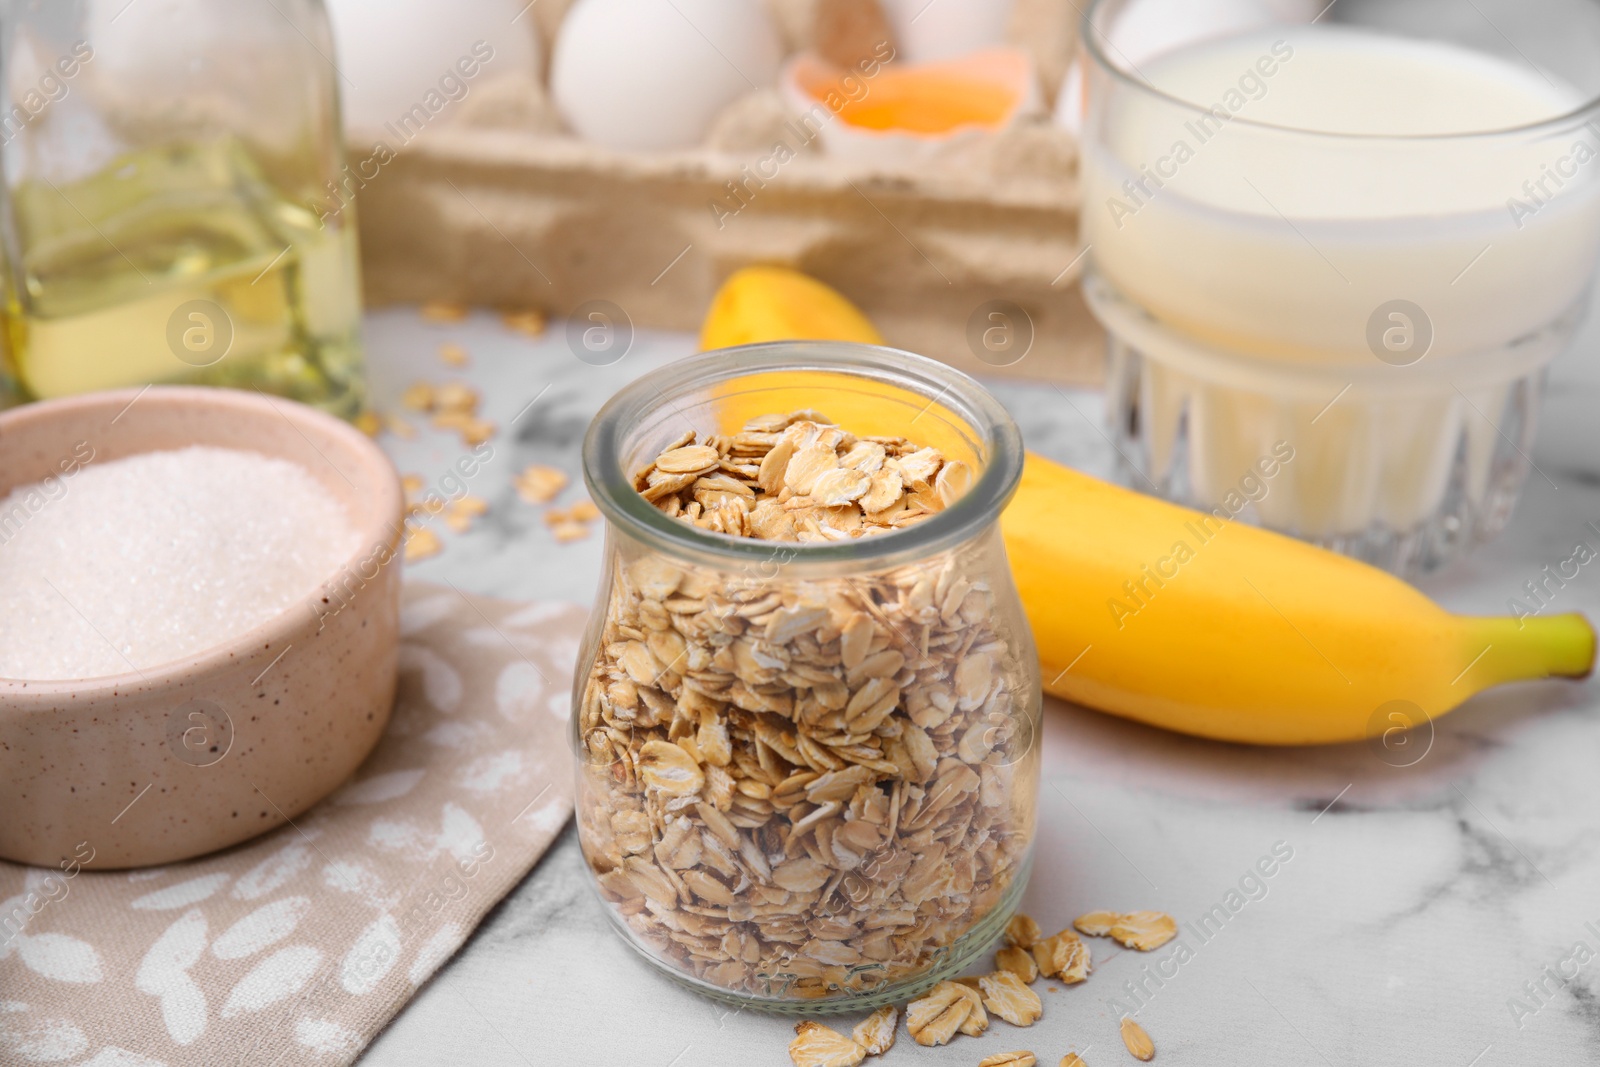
[0,387,404,868]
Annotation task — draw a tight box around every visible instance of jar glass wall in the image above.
[574,343,1041,1011]
[0,0,364,416]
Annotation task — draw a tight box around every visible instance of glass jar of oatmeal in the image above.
[573,342,1041,1011]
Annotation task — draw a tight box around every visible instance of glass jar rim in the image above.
[582,341,1025,570]
[1082,0,1600,142]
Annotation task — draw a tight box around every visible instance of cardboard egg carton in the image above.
[353,0,1102,384]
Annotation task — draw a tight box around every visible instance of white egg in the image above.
[324,0,542,137]
[550,0,783,152]
[880,0,1016,64]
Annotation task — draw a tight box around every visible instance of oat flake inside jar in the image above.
[574,342,1042,1011]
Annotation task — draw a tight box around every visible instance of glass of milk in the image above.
[1079,0,1600,574]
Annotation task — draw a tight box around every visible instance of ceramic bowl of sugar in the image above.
[0,386,405,868]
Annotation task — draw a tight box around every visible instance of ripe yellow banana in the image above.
[697,265,1596,744]
[699,266,884,352]
[1003,454,1594,744]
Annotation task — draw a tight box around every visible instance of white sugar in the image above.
[0,445,361,680]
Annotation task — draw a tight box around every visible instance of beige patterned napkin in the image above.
[0,583,586,1067]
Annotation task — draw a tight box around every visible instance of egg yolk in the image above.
[793,49,1030,134]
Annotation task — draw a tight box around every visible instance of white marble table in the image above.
[356,306,1600,1066]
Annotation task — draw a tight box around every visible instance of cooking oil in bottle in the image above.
[1,138,364,417]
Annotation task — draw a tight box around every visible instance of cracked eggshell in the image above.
[551,0,784,152]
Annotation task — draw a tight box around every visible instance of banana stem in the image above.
[1470,612,1596,685]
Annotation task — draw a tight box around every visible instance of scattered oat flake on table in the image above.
[516,464,568,504]
[1120,1017,1155,1061]
[1058,944,1092,984]
[434,381,480,413]
[459,418,496,446]
[501,309,547,336]
[552,520,590,543]
[997,945,1039,982]
[906,981,973,1046]
[401,382,435,411]
[354,410,381,436]
[405,526,442,562]
[433,411,495,446]
[444,496,488,533]
[1060,1054,1088,1067]
[385,413,417,438]
[421,300,468,322]
[1073,911,1118,937]
[979,1053,1037,1067]
[1007,913,1043,949]
[851,1005,897,1055]
[789,1021,866,1067]
[1108,912,1178,951]
[957,982,989,1036]
[403,476,446,519]
[408,496,447,520]
[438,342,469,366]
[1033,931,1091,984]
[979,971,1043,1026]
[568,499,600,522]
